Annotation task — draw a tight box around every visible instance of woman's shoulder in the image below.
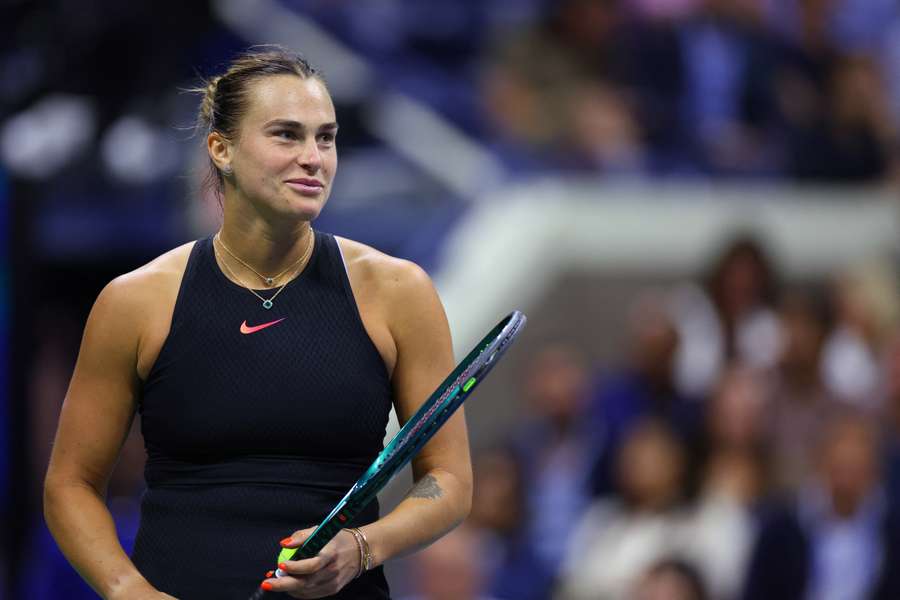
[334,235,432,292]
[113,240,196,293]
[97,241,197,318]
[79,241,199,371]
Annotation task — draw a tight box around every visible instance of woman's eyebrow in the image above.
[263,119,339,132]
[264,118,305,131]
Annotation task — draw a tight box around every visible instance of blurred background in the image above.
[3,0,900,598]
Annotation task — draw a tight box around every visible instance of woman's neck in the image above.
[218,213,314,277]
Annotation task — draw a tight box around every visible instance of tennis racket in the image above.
[249,310,526,599]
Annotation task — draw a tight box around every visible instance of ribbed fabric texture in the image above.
[132,232,392,599]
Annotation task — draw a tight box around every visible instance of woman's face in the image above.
[225,74,338,221]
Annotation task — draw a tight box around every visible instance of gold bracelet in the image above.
[346,528,365,579]
[357,527,374,572]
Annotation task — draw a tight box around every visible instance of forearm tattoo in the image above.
[406,474,444,500]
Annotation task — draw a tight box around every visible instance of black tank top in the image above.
[132,232,393,599]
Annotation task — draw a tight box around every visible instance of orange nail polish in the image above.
[266,570,274,578]
[278,563,287,570]
[261,581,273,591]
[280,537,293,546]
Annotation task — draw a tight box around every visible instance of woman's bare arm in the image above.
[44,274,174,600]
[359,258,473,564]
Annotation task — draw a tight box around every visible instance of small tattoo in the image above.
[407,474,444,500]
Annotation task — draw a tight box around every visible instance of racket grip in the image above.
[248,586,270,600]
[273,521,334,577]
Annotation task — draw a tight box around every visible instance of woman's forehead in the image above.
[244,75,335,126]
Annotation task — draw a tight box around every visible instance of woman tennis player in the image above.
[43,47,473,599]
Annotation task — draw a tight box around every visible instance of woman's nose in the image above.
[297,139,322,171]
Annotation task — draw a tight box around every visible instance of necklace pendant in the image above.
[265,277,274,286]
[262,299,273,310]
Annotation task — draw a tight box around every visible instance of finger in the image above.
[279,527,314,549]
[260,575,299,595]
[277,555,330,577]
[262,573,334,598]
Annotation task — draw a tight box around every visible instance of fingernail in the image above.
[278,563,287,570]
[261,581,273,591]
[266,570,274,578]
[280,537,293,546]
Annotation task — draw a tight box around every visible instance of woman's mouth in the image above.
[285,178,324,196]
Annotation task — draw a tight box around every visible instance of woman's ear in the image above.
[207,130,233,173]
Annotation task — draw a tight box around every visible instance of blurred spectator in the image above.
[469,446,525,541]
[479,0,651,174]
[588,291,701,497]
[686,367,767,598]
[786,54,896,181]
[625,0,700,21]
[568,80,647,173]
[480,23,591,172]
[557,418,688,599]
[766,289,840,493]
[742,413,900,600]
[821,259,900,408]
[546,0,648,173]
[703,366,769,497]
[630,558,709,600]
[670,234,780,399]
[399,522,501,600]
[676,0,785,176]
[468,446,551,600]
[512,343,596,582]
[881,329,900,510]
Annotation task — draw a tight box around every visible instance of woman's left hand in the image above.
[260,528,362,598]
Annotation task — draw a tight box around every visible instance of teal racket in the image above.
[249,310,526,599]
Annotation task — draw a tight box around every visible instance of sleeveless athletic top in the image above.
[132,232,393,600]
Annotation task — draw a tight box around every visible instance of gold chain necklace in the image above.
[213,230,314,310]
[216,229,314,287]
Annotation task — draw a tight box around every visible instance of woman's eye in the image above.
[317,133,335,144]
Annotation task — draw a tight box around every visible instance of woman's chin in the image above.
[279,193,327,221]
[230,190,327,224]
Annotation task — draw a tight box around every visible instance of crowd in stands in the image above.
[301,0,900,182]
[403,235,900,600]
[476,0,900,180]
[6,0,900,195]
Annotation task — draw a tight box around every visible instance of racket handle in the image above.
[248,586,269,600]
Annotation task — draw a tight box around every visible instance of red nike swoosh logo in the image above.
[240,318,286,334]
